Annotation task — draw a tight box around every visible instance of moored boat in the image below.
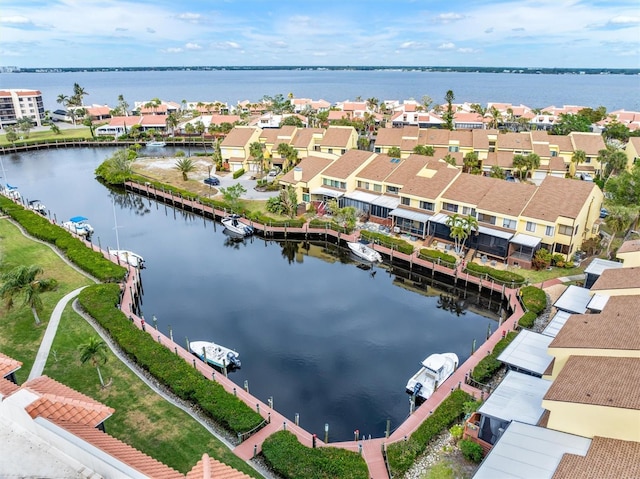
[190,340,241,369]
[221,214,254,237]
[62,216,94,236]
[406,352,459,401]
[28,199,47,215]
[146,141,166,148]
[4,184,21,200]
[347,241,382,263]
[109,249,145,268]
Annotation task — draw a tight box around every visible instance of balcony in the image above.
[462,412,493,455]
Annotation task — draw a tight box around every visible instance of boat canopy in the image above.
[69,216,89,222]
[422,354,446,371]
[6,184,18,190]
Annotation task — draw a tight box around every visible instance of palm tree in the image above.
[0,265,57,325]
[56,94,69,107]
[571,149,587,176]
[79,336,108,387]
[463,152,480,174]
[604,206,636,255]
[443,153,457,167]
[71,83,88,106]
[488,106,502,129]
[489,165,506,179]
[366,97,379,112]
[165,113,179,136]
[445,214,478,254]
[444,90,455,130]
[174,157,195,180]
[250,141,265,175]
[421,95,433,112]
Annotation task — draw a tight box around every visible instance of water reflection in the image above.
[437,294,468,317]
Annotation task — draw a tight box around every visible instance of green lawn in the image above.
[0,127,93,146]
[44,305,260,477]
[0,219,92,382]
[511,264,585,284]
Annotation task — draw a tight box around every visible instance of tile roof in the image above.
[521,176,598,222]
[432,147,463,166]
[449,129,474,147]
[549,295,640,350]
[321,149,374,179]
[476,181,537,217]
[319,126,356,147]
[385,154,433,185]
[280,156,334,184]
[400,166,460,200]
[548,156,567,171]
[357,154,403,181]
[617,239,640,254]
[221,127,260,147]
[140,115,168,126]
[532,141,551,157]
[482,151,514,168]
[54,420,184,479]
[291,128,323,148]
[590,266,640,291]
[497,132,533,151]
[440,173,494,205]
[374,127,406,147]
[550,135,575,152]
[185,453,252,479]
[552,436,640,479]
[0,376,19,396]
[544,356,640,410]
[570,132,607,155]
[0,351,22,378]
[422,129,451,146]
[472,129,494,150]
[24,376,113,427]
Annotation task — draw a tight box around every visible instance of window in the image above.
[448,145,459,153]
[401,197,410,206]
[526,221,536,232]
[558,224,573,236]
[462,206,476,217]
[502,218,517,229]
[373,184,382,193]
[357,181,369,190]
[442,202,459,213]
[328,148,333,154]
[375,147,381,153]
[420,201,434,211]
[302,193,310,202]
[322,178,346,189]
[386,185,399,194]
[551,151,558,157]
[477,212,496,225]
[341,149,346,155]
[545,225,555,236]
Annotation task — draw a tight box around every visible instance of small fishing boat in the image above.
[190,340,241,369]
[4,184,21,200]
[109,249,145,268]
[28,199,47,215]
[406,352,459,401]
[146,141,166,148]
[347,241,382,263]
[62,216,94,236]
[221,214,254,237]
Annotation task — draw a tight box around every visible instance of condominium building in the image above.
[0,89,46,128]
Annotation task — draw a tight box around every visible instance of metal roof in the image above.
[473,421,591,479]
[542,310,572,338]
[309,187,344,198]
[497,330,554,376]
[371,195,400,209]
[477,225,514,240]
[430,212,450,224]
[478,371,552,424]
[586,293,610,312]
[344,190,382,203]
[584,258,623,276]
[511,233,542,248]
[389,207,432,223]
[553,285,592,314]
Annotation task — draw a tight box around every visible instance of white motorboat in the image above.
[109,249,145,268]
[28,199,47,215]
[221,214,254,237]
[406,352,459,401]
[347,241,382,262]
[62,216,94,236]
[146,141,166,148]
[190,340,241,369]
[4,184,21,200]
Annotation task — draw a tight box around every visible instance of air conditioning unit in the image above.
[393,226,400,233]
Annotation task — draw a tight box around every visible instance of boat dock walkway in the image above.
[64,189,524,479]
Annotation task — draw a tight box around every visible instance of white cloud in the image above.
[185,42,202,50]
[434,12,463,24]
[268,41,288,49]
[457,47,477,54]
[607,15,640,25]
[399,41,423,49]
[146,27,156,34]
[164,47,183,53]
[213,41,241,49]
[177,12,202,23]
[0,15,32,24]
[484,27,494,34]
[438,42,455,50]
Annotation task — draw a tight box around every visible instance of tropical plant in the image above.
[463,151,480,174]
[459,439,484,463]
[443,153,457,167]
[281,115,304,127]
[174,157,196,181]
[421,95,433,112]
[445,213,478,254]
[605,163,640,208]
[79,336,108,387]
[388,146,401,158]
[487,106,502,129]
[266,186,299,218]
[16,117,33,139]
[4,125,18,144]
[94,148,137,184]
[571,149,587,169]
[489,165,506,179]
[0,264,57,325]
[443,90,455,130]
[219,183,247,213]
[604,206,636,255]
[551,113,591,135]
[598,148,628,180]
[413,145,435,156]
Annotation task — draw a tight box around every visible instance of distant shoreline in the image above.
[7,66,640,75]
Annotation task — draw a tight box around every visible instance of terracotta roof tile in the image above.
[400,166,460,200]
[549,295,640,350]
[482,151,514,168]
[0,351,22,378]
[548,156,567,171]
[54,420,184,479]
[319,126,356,147]
[617,239,640,254]
[552,437,640,479]
[423,129,450,146]
[532,142,551,157]
[0,376,20,396]
[374,127,406,147]
[521,176,599,222]
[432,147,463,166]
[280,156,334,184]
[449,130,474,148]
[544,356,640,410]
[591,266,640,291]
[186,453,252,479]
[472,129,493,150]
[321,150,374,179]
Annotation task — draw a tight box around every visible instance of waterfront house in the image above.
[95,115,151,138]
[315,125,358,157]
[279,155,335,205]
[290,127,325,159]
[568,132,607,177]
[219,126,262,172]
[312,149,376,205]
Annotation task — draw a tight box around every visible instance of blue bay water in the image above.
[1,69,638,112]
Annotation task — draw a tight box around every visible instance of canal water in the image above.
[2,147,501,441]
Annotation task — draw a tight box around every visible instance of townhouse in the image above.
[219,126,262,172]
[625,137,640,168]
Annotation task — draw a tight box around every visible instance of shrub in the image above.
[449,424,464,442]
[459,439,484,463]
[262,431,368,479]
[464,262,525,285]
[233,169,245,179]
[532,248,552,270]
[518,311,538,329]
[471,332,518,383]
[386,390,472,477]
[360,230,414,255]
[520,286,547,314]
[419,249,457,267]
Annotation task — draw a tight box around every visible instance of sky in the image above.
[1,0,639,69]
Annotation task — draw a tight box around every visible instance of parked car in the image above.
[204,176,220,186]
[578,172,594,182]
[600,208,609,219]
[265,169,280,181]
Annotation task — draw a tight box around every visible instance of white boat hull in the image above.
[110,249,144,268]
[347,241,382,262]
[62,221,93,236]
[221,216,254,237]
[190,340,241,369]
[406,352,458,401]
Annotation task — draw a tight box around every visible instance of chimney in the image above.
[293,167,303,182]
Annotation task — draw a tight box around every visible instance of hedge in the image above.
[77,284,264,434]
[459,439,484,463]
[0,196,127,282]
[520,286,547,314]
[262,431,368,479]
[471,332,518,383]
[464,262,525,285]
[360,230,414,255]
[308,218,351,234]
[419,248,457,267]
[233,169,245,179]
[386,389,473,477]
[518,311,538,329]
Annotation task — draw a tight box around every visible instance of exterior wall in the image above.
[625,140,640,169]
[589,287,640,297]
[0,90,45,127]
[547,347,640,380]
[616,252,640,268]
[541,400,640,442]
